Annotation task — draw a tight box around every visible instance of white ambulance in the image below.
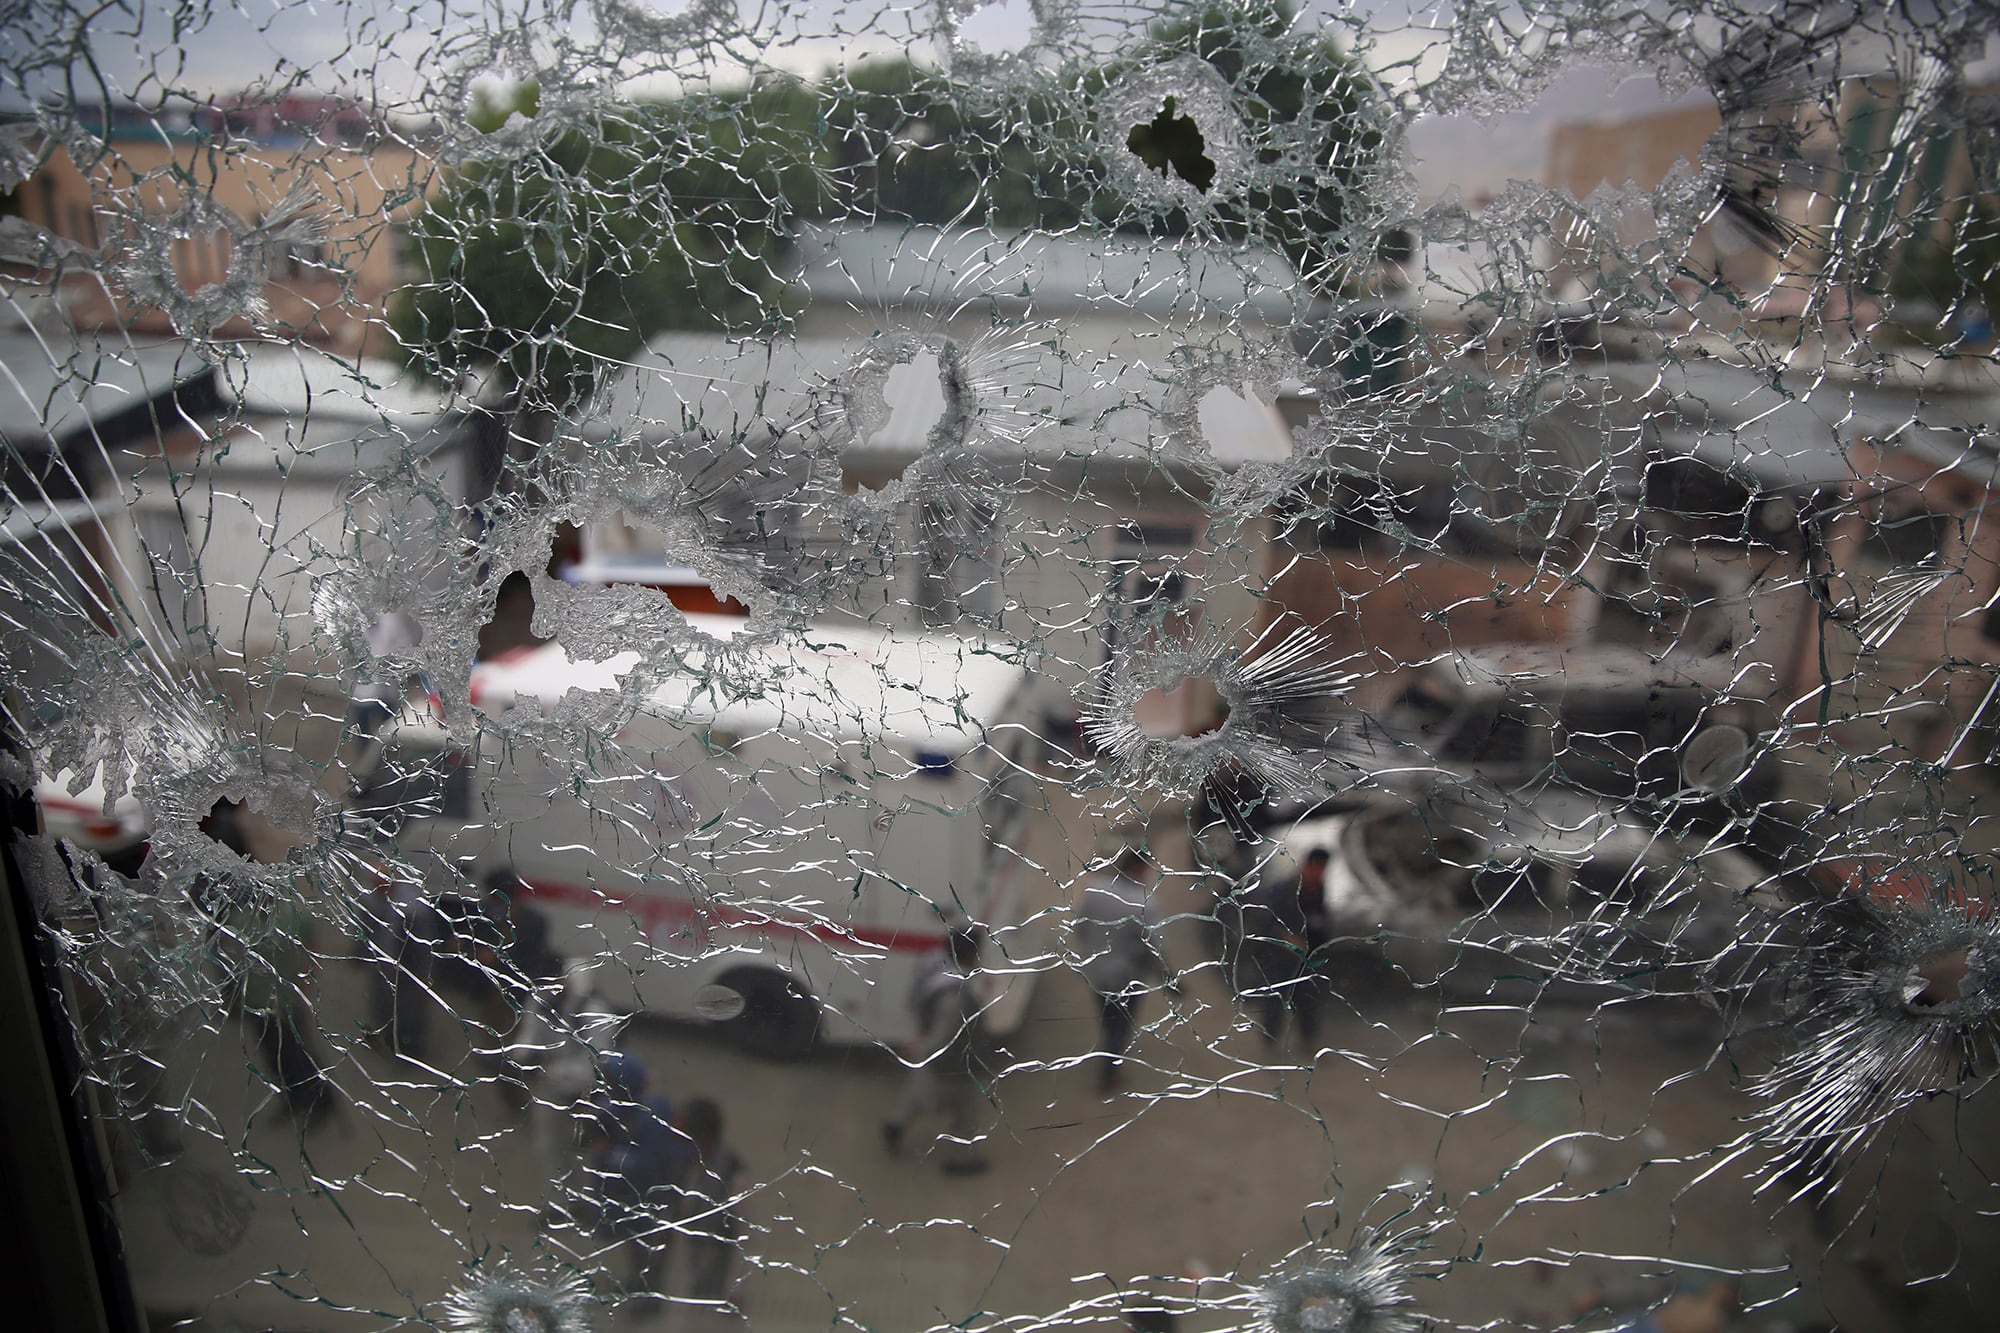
[353,615,1054,1056]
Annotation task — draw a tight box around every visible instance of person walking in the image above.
[1240,847,1332,1050]
[881,925,992,1175]
[1073,848,1172,1091]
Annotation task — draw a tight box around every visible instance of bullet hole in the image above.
[1254,1251,1412,1333]
[1909,948,1971,1010]
[363,609,424,658]
[1135,675,1228,739]
[1126,97,1216,193]
[198,798,254,858]
[950,0,1038,60]
[439,1264,594,1333]
[478,570,551,659]
[878,350,951,445]
[1197,383,1270,452]
[1295,1291,1358,1332]
[464,70,542,134]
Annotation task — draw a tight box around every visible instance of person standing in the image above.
[486,868,563,993]
[473,867,564,1115]
[1073,848,1171,1091]
[229,894,338,1128]
[587,1050,677,1304]
[520,964,626,1217]
[354,867,437,1062]
[881,925,992,1175]
[430,879,504,1006]
[1240,847,1332,1050]
[670,1097,746,1305]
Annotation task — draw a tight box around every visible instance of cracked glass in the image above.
[2,2,1998,1331]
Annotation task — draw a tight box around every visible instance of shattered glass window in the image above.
[4,1,2000,1329]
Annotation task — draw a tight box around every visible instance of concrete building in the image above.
[111,343,469,664]
[570,223,1303,734]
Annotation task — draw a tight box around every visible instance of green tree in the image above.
[1890,198,2000,344]
[819,59,980,225]
[390,5,1385,434]
[803,6,1384,282]
[390,88,815,418]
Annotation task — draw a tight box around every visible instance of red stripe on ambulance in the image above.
[516,876,949,955]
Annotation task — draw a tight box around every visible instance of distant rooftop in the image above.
[8,96,400,148]
[791,222,1302,323]
[206,342,460,473]
[0,314,211,452]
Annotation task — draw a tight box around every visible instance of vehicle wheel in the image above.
[712,967,820,1060]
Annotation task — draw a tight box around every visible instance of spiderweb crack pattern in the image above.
[2,2,2000,1330]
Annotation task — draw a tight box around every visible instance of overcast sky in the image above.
[32,0,1438,102]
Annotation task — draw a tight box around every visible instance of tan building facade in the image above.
[13,124,437,357]
[1544,79,1997,306]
